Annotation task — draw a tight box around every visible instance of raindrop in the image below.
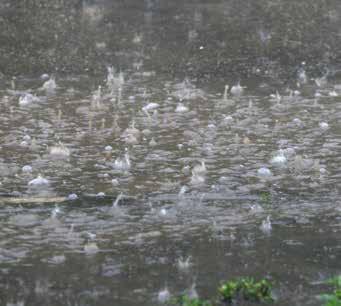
[260,216,272,234]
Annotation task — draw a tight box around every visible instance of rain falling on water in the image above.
[0,1,341,306]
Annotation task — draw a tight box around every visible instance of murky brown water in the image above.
[0,1,341,306]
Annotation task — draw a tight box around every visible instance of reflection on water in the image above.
[0,1,341,306]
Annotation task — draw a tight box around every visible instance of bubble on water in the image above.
[96,192,106,198]
[319,167,327,176]
[292,118,303,127]
[257,167,272,177]
[22,165,33,173]
[20,140,29,147]
[111,178,119,186]
[67,193,78,201]
[159,208,168,216]
[84,242,99,255]
[143,102,159,112]
[40,73,49,80]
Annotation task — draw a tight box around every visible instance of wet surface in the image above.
[0,1,341,306]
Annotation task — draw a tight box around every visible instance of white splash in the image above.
[260,216,272,234]
[177,256,192,271]
[269,91,281,103]
[175,103,189,113]
[143,102,159,112]
[42,77,57,93]
[157,287,171,303]
[270,150,287,167]
[114,150,131,171]
[22,165,33,173]
[192,161,207,175]
[28,175,49,186]
[49,142,70,158]
[319,122,329,130]
[230,82,244,96]
[112,193,123,208]
[19,93,39,106]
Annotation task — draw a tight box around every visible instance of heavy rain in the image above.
[0,1,340,305]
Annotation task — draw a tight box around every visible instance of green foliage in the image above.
[259,191,272,205]
[320,276,341,306]
[328,276,341,289]
[171,295,213,306]
[218,277,273,303]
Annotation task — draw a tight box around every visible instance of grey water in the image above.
[0,1,341,306]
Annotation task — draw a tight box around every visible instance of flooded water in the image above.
[0,1,341,306]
